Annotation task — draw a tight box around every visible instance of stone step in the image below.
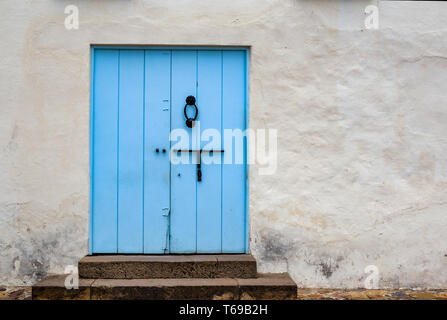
[32,273,297,300]
[78,255,257,279]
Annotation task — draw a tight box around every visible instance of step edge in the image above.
[79,254,256,264]
[32,273,297,300]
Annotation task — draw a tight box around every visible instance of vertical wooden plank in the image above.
[222,51,246,252]
[144,50,171,253]
[244,49,250,253]
[118,50,144,253]
[170,50,197,253]
[92,49,119,253]
[89,47,95,255]
[196,51,222,252]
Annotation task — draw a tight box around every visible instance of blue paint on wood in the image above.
[92,49,119,253]
[196,51,222,253]
[117,50,144,253]
[144,50,171,253]
[89,47,95,255]
[244,49,250,253]
[170,50,198,253]
[222,51,247,252]
[91,48,248,254]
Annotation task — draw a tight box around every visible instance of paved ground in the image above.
[0,287,32,300]
[2,286,447,300]
[297,288,447,300]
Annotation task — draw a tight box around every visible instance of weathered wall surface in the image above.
[0,0,446,288]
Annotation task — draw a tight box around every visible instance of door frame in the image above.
[88,45,250,254]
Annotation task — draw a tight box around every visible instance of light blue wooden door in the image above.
[91,48,247,254]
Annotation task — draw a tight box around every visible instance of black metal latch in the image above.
[184,95,198,128]
[173,149,224,182]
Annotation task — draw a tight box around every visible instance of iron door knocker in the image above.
[184,95,198,128]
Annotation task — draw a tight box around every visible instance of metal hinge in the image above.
[162,207,170,216]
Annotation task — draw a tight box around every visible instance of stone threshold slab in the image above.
[78,254,257,279]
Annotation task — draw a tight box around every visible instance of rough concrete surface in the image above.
[78,255,257,279]
[2,285,447,300]
[0,0,446,289]
[297,288,447,300]
[30,273,296,300]
[0,286,31,300]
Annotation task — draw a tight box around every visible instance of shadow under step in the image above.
[32,273,297,300]
[79,255,257,279]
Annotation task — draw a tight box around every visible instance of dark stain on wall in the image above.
[257,228,292,262]
[8,220,86,283]
[318,260,338,278]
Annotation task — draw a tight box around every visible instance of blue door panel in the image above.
[117,50,145,253]
[92,49,119,253]
[170,50,198,253]
[196,51,222,253]
[91,48,247,254]
[144,50,171,253]
[222,51,247,252]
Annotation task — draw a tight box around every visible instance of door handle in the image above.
[173,149,224,181]
[184,95,198,128]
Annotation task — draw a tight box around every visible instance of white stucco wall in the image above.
[0,0,446,288]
